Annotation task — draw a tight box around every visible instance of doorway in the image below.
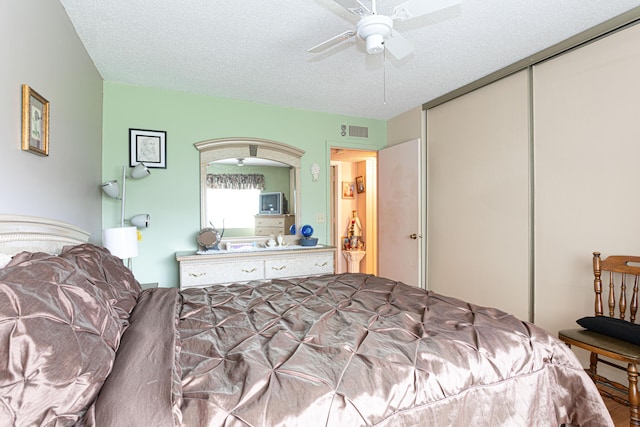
[330,148,377,274]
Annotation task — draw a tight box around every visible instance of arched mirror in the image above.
[196,138,304,240]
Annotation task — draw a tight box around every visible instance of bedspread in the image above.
[174,273,611,426]
[1,243,611,426]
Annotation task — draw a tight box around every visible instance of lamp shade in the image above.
[130,214,150,228]
[130,163,151,179]
[101,180,120,199]
[102,227,138,259]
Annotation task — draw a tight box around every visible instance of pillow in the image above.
[577,316,640,346]
[0,253,124,425]
[59,243,142,325]
[7,245,141,330]
[5,250,51,266]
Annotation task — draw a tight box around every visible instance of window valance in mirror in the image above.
[206,174,265,190]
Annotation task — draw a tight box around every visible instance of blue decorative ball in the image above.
[289,224,296,235]
[301,224,314,238]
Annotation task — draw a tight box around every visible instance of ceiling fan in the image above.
[308,0,461,60]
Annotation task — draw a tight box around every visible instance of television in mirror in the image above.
[259,192,287,215]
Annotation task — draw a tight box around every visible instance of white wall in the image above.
[387,106,422,147]
[0,2,103,240]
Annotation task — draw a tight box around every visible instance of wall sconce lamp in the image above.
[101,163,151,228]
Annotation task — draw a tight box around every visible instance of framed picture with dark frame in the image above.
[129,128,166,169]
[356,176,365,193]
[21,84,49,156]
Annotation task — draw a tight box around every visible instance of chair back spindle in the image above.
[609,271,616,318]
[594,252,603,316]
[632,276,639,323]
[620,273,627,320]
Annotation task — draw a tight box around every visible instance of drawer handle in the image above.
[188,272,206,277]
[242,268,257,273]
[272,265,287,271]
[315,262,328,267]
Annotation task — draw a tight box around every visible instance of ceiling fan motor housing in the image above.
[356,15,393,54]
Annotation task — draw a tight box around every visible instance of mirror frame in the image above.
[195,137,304,238]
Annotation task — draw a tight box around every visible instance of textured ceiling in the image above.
[59,0,640,121]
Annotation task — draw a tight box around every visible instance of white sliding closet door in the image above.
[533,23,640,337]
[426,70,530,321]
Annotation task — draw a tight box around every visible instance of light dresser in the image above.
[176,245,336,289]
[254,214,295,236]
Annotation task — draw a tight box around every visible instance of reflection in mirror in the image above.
[195,138,304,241]
[206,158,293,237]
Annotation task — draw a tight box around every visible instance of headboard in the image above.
[0,214,90,256]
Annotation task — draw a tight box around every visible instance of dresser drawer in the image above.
[265,252,334,279]
[180,259,263,288]
[255,217,285,227]
[255,227,283,236]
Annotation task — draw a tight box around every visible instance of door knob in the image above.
[409,233,418,240]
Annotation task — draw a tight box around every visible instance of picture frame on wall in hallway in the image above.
[342,181,355,199]
[21,84,49,156]
[356,176,365,193]
[129,128,167,169]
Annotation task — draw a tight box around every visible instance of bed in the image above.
[0,215,613,426]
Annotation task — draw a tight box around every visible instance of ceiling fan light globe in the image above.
[366,34,384,54]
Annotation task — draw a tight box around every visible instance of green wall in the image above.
[102,82,386,287]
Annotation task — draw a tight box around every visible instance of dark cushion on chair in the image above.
[577,316,640,346]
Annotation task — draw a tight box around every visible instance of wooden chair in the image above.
[559,252,640,426]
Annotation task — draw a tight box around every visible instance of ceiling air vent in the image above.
[348,125,369,138]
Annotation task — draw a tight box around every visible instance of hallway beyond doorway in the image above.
[329,148,377,275]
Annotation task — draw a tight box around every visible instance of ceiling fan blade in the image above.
[384,30,414,60]
[307,30,356,53]
[333,0,370,16]
[391,0,461,21]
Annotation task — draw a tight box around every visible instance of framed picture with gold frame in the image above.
[21,84,49,156]
[342,181,355,199]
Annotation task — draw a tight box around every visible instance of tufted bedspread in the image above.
[0,248,612,426]
[171,273,610,426]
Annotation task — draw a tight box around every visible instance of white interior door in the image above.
[378,139,422,287]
